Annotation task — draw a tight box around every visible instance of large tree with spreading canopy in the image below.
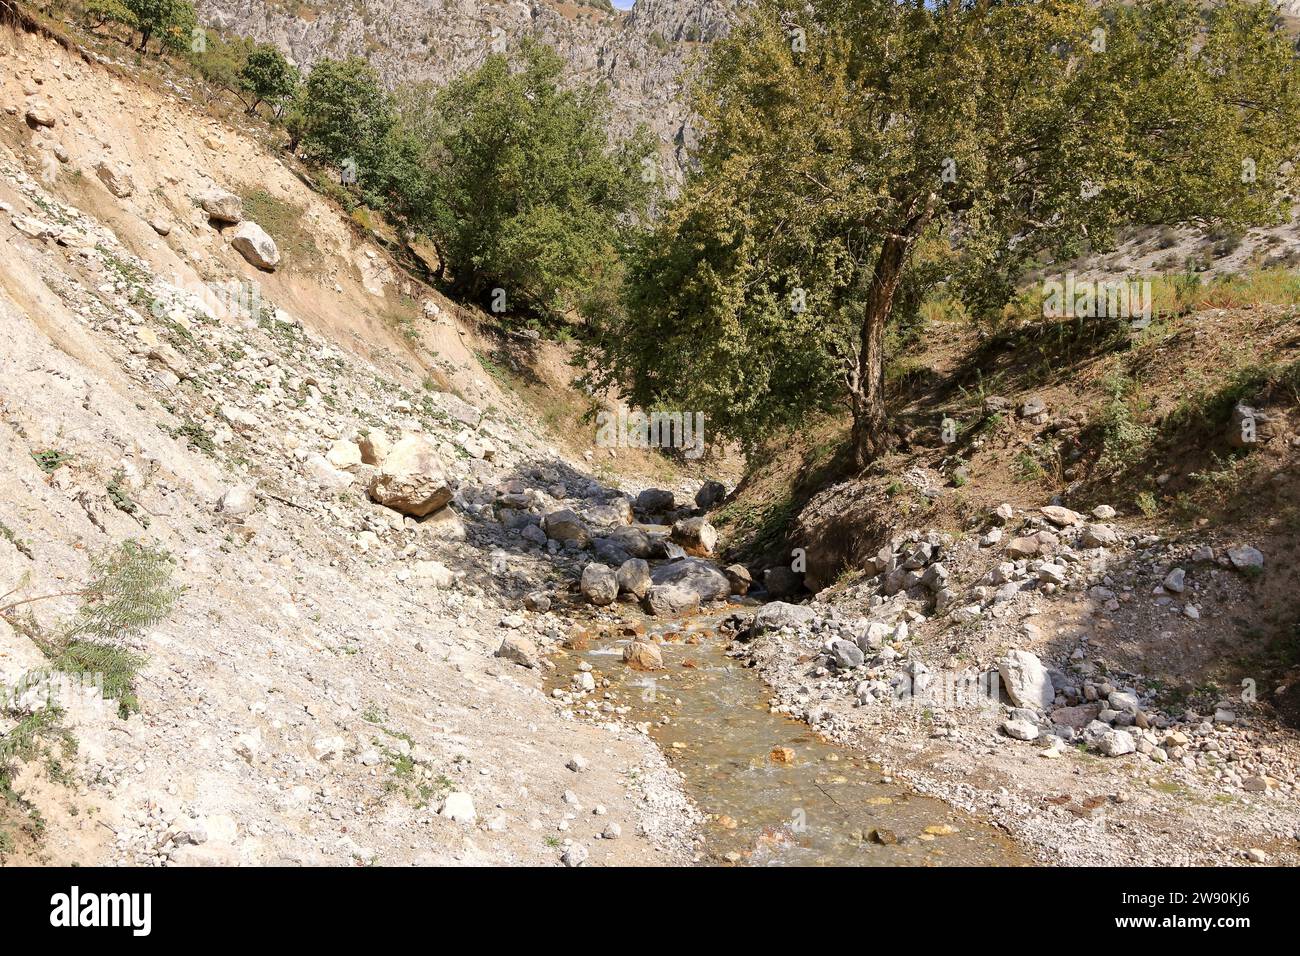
[590,0,1300,466]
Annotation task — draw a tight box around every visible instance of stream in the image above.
[551,608,1025,866]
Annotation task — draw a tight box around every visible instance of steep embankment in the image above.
[1,22,701,866]
[714,293,1300,864]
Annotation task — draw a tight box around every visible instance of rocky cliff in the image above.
[196,0,736,176]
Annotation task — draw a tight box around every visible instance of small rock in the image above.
[440,792,477,824]
[561,844,588,867]
[580,563,620,606]
[1098,730,1136,757]
[1002,718,1039,741]
[495,634,540,669]
[623,640,664,671]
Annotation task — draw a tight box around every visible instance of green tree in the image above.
[81,0,137,32]
[411,39,654,318]
[124,0,193,53]
[287,56,392,176]
[594,0,1300,466]
[238,43,299,116]
[189,31,253,104]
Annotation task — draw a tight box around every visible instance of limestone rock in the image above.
[723,564,752,595]
[368,435,452,517]
[94,159,135,198]
[358,431,391,465]
[751,601,816,634]
[1098,730,1136,757]
[440,792,477,824]
[998,650,1054,710]
[495,634,540,669]
[216,486,254,516]
[25,98,56,127]
[200,188,244,224]
[325,439,362,470]
[1040,505,1082,527]
[580,563,619,606]
[231,221,281,270]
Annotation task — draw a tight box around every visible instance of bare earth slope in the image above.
[0,24,696,866]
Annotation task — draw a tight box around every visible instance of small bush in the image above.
[1097,373,1156,473]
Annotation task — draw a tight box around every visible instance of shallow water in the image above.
[554,613,1024,866]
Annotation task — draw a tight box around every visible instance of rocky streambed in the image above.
[546,605,1024,866]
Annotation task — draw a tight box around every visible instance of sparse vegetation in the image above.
[1,541,181,719]
[1097,373,1157,474]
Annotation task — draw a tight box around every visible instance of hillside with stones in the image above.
[3,4,1300,871]
[1,19,711,866]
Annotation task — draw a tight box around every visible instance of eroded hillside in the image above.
[0,20,702,866]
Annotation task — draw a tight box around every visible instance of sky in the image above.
[611,0,635,10]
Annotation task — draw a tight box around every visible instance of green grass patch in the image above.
[240,189,322,276]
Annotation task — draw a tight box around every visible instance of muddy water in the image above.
[554,611,1023,866]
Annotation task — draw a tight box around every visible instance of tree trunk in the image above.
[849,195,936,470]
[850,237,910,470]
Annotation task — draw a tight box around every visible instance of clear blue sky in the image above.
[611,0,635,9]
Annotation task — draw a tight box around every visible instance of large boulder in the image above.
[580,564,619,606]
[367,435,453,517]
[606,525,652,558]
[763,566,803,598]
[998,650,1054,710]
[643,585,700,616]
[650,558,730,601]
[635,488,676,513]
[591,538,632,567]
[200,188,244,224]
[231,221,281,270]
[543,509,591,547]
[671,516,718,555]
[616,559,653,599]
[695,480,726,511]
